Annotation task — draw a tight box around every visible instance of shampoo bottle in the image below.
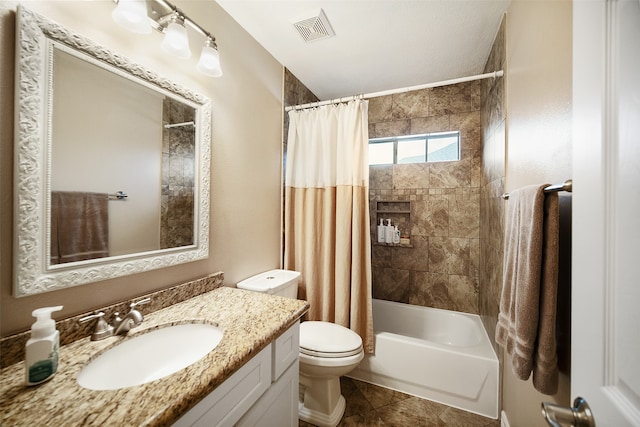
[393,226,401,244]
[385,219,394,243]
[377,219,385,243]
[25,305,63,386]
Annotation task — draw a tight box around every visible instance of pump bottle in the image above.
[384,219,394,243]
[377,219,385,243]
[25,305,63,386]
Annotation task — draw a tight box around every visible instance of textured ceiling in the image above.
[215,0,509,100]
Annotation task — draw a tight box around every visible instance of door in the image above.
[571,0,640,425]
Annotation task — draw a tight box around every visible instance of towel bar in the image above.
[502,180,572,200]
[108,191,128,200]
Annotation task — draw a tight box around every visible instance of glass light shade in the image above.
[112,0,151,34]
[197,45,223,77]
[161,22,191,59]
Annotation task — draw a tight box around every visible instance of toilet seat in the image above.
[299,321,363,358]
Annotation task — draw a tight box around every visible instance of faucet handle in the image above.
[130,297,151,310]
[79,311,114,341]
[127,297,150,327]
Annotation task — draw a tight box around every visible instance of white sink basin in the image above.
[77,323,224,390]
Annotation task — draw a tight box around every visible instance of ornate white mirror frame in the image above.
[14,6,211,297]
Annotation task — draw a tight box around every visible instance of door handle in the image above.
[542,396,595,427]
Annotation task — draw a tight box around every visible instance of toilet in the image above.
[237,269,364,427]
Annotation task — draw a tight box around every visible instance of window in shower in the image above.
[368,131,460,165]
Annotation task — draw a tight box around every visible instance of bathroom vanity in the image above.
[0,286,308,426]
[175,321,300,426]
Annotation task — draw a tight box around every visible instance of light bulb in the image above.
[197,40,223,77]
[161,18,191,59]
[112,0,151,34]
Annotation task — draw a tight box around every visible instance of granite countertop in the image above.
[0,287,309,426]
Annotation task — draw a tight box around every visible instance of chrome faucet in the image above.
[113,298,151,335]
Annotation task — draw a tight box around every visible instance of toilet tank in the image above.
[236,269,300,299]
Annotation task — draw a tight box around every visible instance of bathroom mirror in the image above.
[13,7,211,297]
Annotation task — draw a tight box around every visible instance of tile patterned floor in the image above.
[299,377,500,427]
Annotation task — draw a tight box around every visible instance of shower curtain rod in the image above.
[285,70,504,112]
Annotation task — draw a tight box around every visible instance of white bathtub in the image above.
[348,299,499,419]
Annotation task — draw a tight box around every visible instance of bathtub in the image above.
[348,299,499,419]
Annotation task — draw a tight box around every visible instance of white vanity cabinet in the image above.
[237,319,300,427]
[173,321,300,427]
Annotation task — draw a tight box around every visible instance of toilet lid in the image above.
[299,321,363,358]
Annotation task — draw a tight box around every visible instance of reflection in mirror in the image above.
[14,6,211,296]
[160,98,196,250]
[50,48,196,264]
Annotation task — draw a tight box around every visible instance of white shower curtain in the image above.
[284,100,373,353]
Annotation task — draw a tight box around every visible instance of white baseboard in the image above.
[501,410,510,427]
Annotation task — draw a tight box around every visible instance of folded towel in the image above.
[495,184,559,395]
[50,191,109,264]
[533,191,559,394]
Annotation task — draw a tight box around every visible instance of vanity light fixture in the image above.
[111,0,222,77]
[161,13,191,58]
[112,0,151,34]
[196,37,222,77]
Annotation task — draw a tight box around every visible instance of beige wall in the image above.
[501,1,573,425]
[1,1,284,336]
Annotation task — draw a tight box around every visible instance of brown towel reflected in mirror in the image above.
[50,191,109,265]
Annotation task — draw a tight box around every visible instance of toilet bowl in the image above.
[237,270,365,427]
[298,321,364,427]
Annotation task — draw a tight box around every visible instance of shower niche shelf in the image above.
[374,200,412,247]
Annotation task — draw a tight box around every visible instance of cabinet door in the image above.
[236,359,299,427]
[273,321,299,381]
[172,345,272,427]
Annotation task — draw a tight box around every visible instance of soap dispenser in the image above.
[25,305,63,386]
[377,219,385,243]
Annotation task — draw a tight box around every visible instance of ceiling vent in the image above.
[290,8,335,43]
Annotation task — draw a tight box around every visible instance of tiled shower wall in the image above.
[479,16,506,350]
[368,82,482,314]
[160,98,195,249]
